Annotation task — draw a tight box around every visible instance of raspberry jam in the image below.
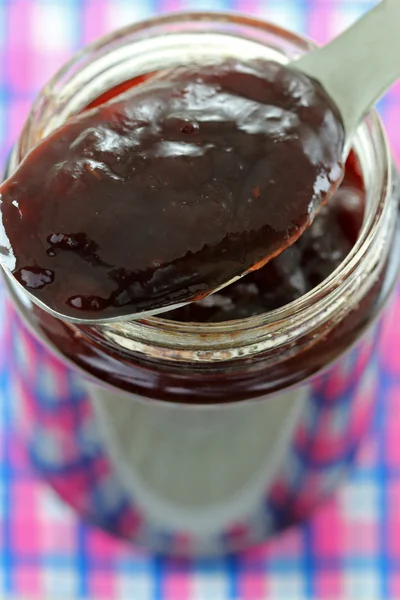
[0,59,344,321]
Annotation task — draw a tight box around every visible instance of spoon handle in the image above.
[295,0,400,147]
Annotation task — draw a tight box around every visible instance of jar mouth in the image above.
[11,11,395,361]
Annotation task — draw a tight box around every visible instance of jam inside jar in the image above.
[3,13,400,555]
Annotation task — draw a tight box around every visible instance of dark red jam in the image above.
[165,152,364,321]
[0,59,344,321]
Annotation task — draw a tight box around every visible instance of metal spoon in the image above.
[295,0,400,156]
[3,0,400,325]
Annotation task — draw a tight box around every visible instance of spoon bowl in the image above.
[1,0,399,325]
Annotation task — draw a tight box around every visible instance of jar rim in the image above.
[11,11,395,363]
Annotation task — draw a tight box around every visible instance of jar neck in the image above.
[7,12,397,366]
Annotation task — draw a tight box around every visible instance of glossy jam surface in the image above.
[0,59,344,320]
[165,152,364,322]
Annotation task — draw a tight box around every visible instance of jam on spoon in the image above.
[163,151,364,322]
[0,58,345,321]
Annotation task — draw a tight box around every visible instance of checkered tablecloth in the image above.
[1,0,400,598]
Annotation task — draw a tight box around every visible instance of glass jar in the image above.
[2,12,400,556]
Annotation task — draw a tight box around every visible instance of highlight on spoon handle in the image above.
[295,0,400,149]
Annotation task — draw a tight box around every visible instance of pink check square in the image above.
[14,566,42,598]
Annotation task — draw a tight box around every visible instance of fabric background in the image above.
[1,1,400,598]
